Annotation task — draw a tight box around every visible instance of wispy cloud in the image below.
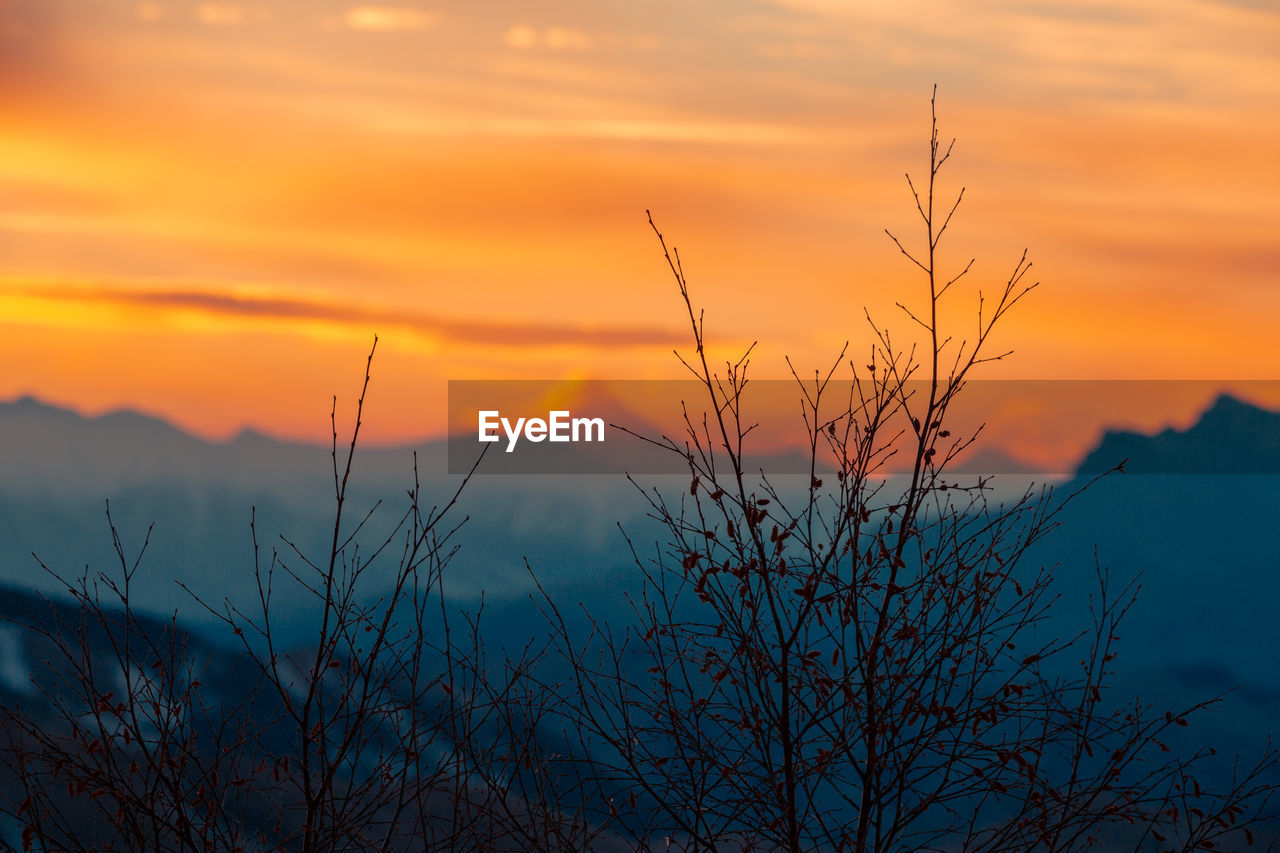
[343,6,435,32]
[2,281,687,349]
[135,3,165,23]
[503,25,595,51]
[196,3,245,26]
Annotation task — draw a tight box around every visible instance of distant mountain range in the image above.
[0,389,1277,643]
[0,394,648,644]
[0,390,1277,835]
[0,394,439,493]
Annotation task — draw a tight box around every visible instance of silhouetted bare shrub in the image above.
[531,91,1279,852]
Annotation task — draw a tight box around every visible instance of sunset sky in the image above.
[2,0,1278,447]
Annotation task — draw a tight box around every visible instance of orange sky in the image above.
[2,0,1278,446]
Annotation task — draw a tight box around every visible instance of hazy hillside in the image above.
[0,396,649,644]
[0,391,1278,838]
[1,391,1277,684]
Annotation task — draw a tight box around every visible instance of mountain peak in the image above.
[1200,392,1273,424]
[0,395,79,418]
[1076,393,1280,475]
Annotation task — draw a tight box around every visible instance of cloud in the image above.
[344,6,435,32]
[3,282,686,349]
[196,3,245,26]
[757,0,1280,105]
[544,26,593,50]
[502,25,538,49]
[502,25,594,51]
[313,102,820,145]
